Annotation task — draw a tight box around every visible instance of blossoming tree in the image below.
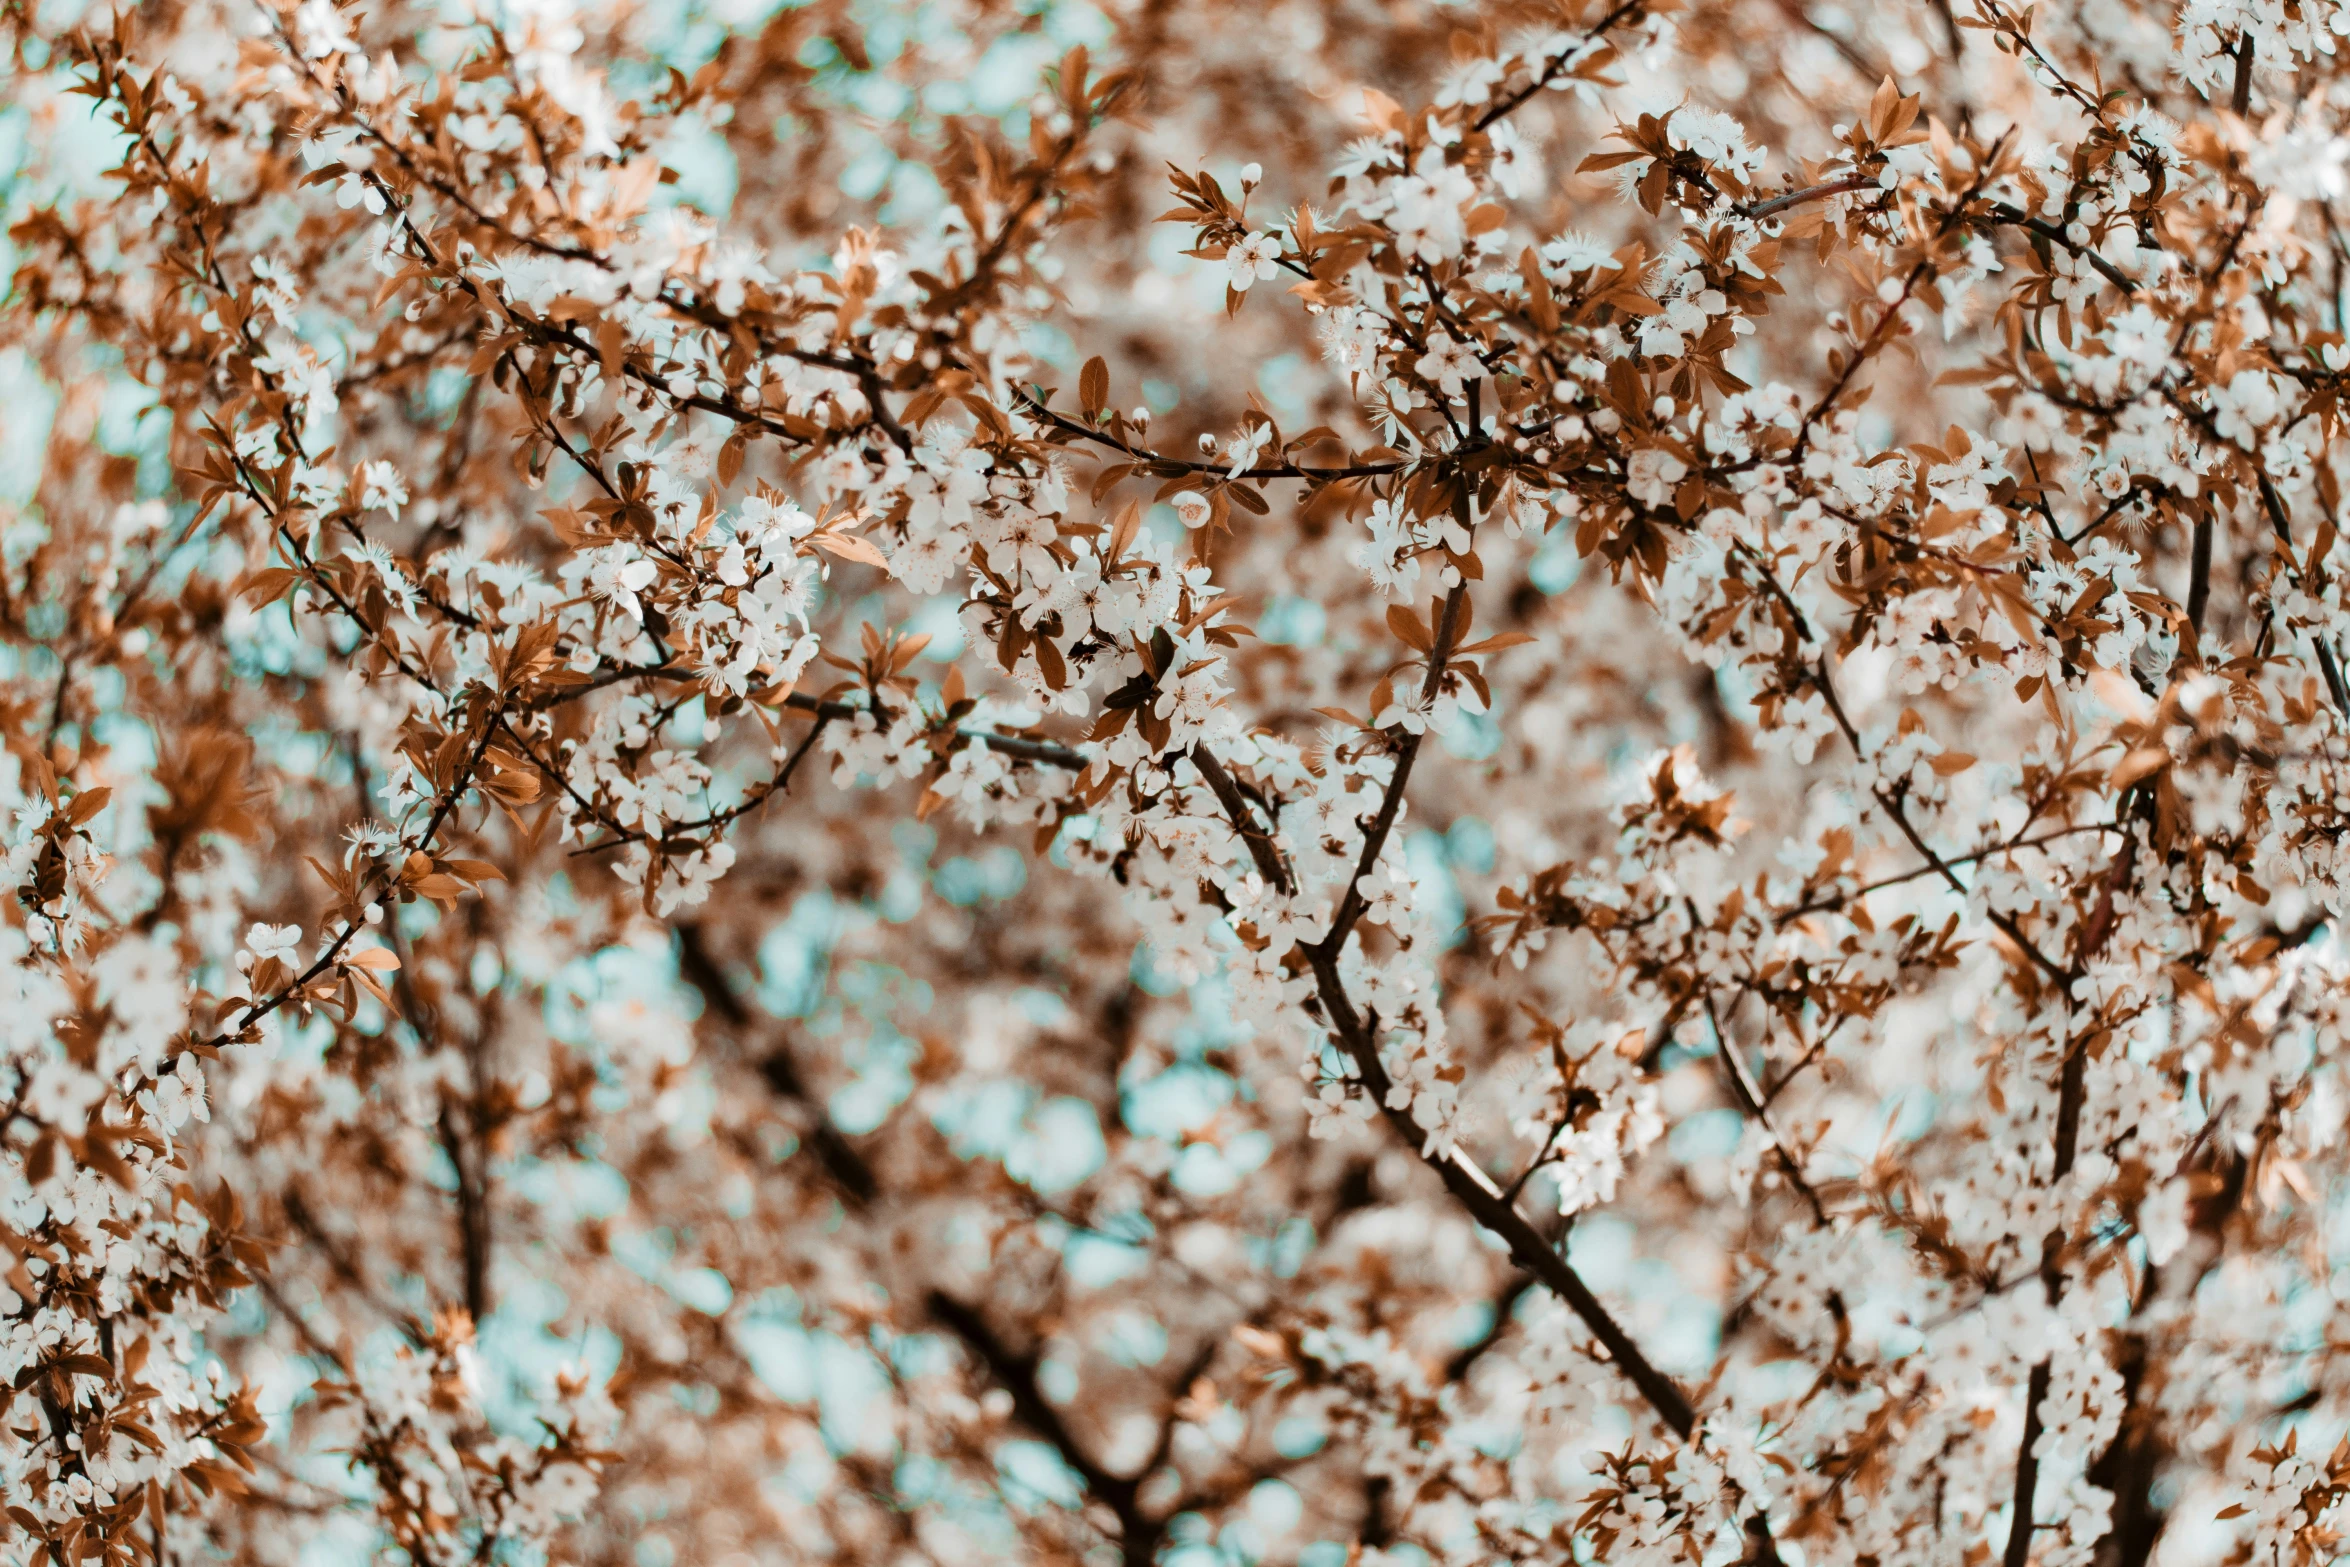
[5,0,2350,1559]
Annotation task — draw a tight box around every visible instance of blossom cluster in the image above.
[15,0,2350,1560]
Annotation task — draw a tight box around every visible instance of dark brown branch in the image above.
[1444,1275,1538,1383]
[1472,0,1655,131]
[2002,1358,2054,1567]
[782,692,1089,770]
[1191,744,1291,895]
[1741,174,1877,221]
[1986,205,2144,294]
[673,923,880,1207]
[2255,473,2350,720]
[1777,821,2122,922]
[2186,513,2214,635]
[2005,834,2136,1563]
[353,739,497,1331]
[1013,386,1403,483]
[435,1104,492,1324]
[281,1189,428,1347]
[1310,581,1467,957]
[1793,143,2010,458]
[1765,0,1886,80]
[1297,538,1701,1439]
[2085,1335,2167,1567]
[1927,0,1966,60]
[1705,995,1826,1225]
[755,1047,882,1208]
[192,693,508,1055]
[1868,773,2072,985]
[1305,967,1696,1437]
[566,694,1080,860]
[928,1291,1163,1567]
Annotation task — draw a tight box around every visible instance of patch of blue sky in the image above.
[1044,1206,1154,1288]
[1257,593,1327,647]
[998,1439,1087,1512]
[1255,352,1314,419]
[1446,813,1496,873]
[1096,1308,1167,1367]
[1273,1415,1327,1459]
[228,598,328,683]
[1130,935,1188,995]
[656,116,740,217]
[1171,969,1252,1059]
[1405,827,1467,945]
[0,102,28,189]
[1022,317,1077,375]
[731,1299,899,1455]
[93,364,172,482]
[933,1080,1107,1191]
[876,157,951,229]
[932,32,1051,118]
[1440,705,1503,761]
[1186,1480,1304,1563]
[1565,1213,1720,1377]
[508,1155,632,1223]
[544,937,690,1061]
[1247,1214,1316,1279]
[1168,1131,1270,1197]
[295,1514,380,1567]
[0,349,59,509]
[1713,652,1764,726]
[826,1018,920,1131]
[475,1270,625,1438]
[1528,532,1581,594]
[10,80,130,206]
[901,591,969,660]
[754,888,856,1017]
[834,136,897,208]
[249,713,345,788]
[934,844,1027,905]
[1121,1058,1232,1140]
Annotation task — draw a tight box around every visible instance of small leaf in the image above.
[812,532,889,568]
[1386,604,1434,653]
[1454,632,1536,655]
[2108,746,2169,790]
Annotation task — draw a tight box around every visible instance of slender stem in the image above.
[2003,1357,2054,1565]
[1472,0,1654,131]
[2186,514,2214,636]
[1294,517,1702,1439]
[2255,472,2350,719]
[1742,174,1876,221]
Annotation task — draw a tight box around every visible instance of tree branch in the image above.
[928,1291,1163,1567]
[2186,512,2215,636]
[2255,473,2350,720]
[1472,0,1656,130]
[1741,174,1877,221]
[1295,537,1701,1439]
[673,923,881,1207]
[1705,994,1826,1225]
[1191,743,1292,895]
